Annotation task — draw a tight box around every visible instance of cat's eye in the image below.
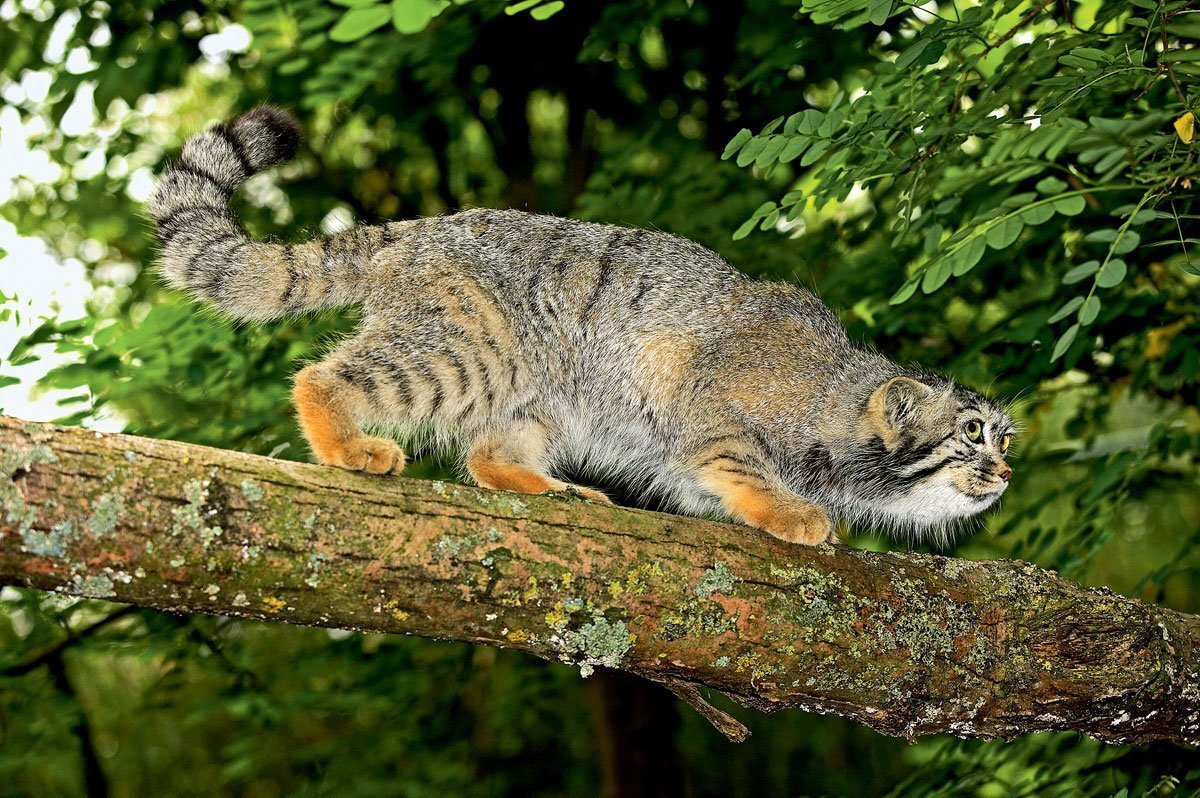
[964,420,983,442]
[1000,433,1012,454]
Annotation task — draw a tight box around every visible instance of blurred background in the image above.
[1,0,1198,795]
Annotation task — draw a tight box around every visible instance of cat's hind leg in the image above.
[293,361,407,475]
[467,420,611,504]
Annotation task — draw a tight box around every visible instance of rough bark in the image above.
[2,415,1198,746]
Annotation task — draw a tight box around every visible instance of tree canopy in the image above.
[1,0,1198,795]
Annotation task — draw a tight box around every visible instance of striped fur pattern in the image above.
[149,107,1015,547]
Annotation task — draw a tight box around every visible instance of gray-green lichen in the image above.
[305,552,329,587]
[22,520,76,559]
[503,495,529,514]
[171,478,223,545]
[695,561,736,598]
[1,443,58,534]
[239,479,264,503]
[85,492,125,537]
[433,531,485,560]
[68,573,115,599]
[657,597,738,641]
[556,616,634,677]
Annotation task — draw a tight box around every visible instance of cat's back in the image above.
[370,208,742,322]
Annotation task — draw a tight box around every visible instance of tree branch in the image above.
[1,415,1198,745]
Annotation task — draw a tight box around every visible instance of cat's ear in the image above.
[865,376,937,446]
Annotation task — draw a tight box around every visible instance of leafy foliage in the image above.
[1,0,1199,795]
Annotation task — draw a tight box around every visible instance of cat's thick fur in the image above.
[148,107,1015,546]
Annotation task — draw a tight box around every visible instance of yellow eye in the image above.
[964,420,983,442]
[1000,433,1012,454]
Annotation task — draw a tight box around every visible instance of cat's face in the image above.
[864,376,1014,531]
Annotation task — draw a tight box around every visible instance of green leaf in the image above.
[1070,46,1112,63]
[890,277,920,305]
[329,5,391,41]
[748,201,776,221]
[923,224,944,256]
[895,39,929,70]
[1021,204,1054,225]
[505,0,541,13]
[1111,231,1140,255]
[530,1,564,20]
[1095,258,1127,288]
[8,352,40,367]
[722,129,752,160]
[1053,194,1086,216]
[869,0,893,26]
[1166,21,1200,39]
[1036,176,1068,194]
[754,135,787,167]
[278,57,311,75]
[918,40,947,66]
[778,137,810,164]
[0,375,19,389]
[1048,296,1084,323]
[1164,48,1200,63]
[392,0,447,34]
[331,0,383,7]
[1079,295,1100,325]
[732,218,758,241]
[799,139,831,167]
[1179,260,1200,275]
[921,259,953,293]
[797,110,823,135]
[986,217,1023,249]
[735,136,768,167]
[950,236,986,276]
[1062,260,1100,284]
[817,110,844,138]
[1051,323,1080,361]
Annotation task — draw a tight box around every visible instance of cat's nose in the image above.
[998,467,1012,482]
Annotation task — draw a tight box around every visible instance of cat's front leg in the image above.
[685,436,834,545]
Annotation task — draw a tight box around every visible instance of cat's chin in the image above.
[885,480,1004,528]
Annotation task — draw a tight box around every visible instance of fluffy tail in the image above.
[148,106,384,321]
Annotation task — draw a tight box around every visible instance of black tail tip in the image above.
[223,105,303,172]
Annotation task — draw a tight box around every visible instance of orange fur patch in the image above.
[467,455,557,494]
[293,369,357,464]
[703,472,831,545]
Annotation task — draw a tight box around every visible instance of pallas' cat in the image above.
[148,107,1014,546]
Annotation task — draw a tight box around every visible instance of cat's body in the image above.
[149,107,1014,545]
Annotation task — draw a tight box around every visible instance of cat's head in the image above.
[857,375,1014,534]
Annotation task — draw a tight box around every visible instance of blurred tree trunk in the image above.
[2,416,1199,746]
[46,653,110,798]
[586,669,684,798]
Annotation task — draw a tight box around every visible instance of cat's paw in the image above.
[330,437,407,475]
[764,503,832,546]
[561,484,613,504]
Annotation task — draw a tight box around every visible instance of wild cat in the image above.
[147,107,1014,546]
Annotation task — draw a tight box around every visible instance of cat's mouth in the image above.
[962,481,1007,502]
